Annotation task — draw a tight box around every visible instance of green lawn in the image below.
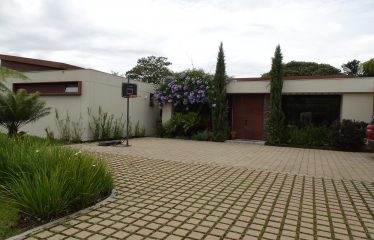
[0,199,22,240]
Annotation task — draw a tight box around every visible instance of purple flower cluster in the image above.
[155,76,210,108]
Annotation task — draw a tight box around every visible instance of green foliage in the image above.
[55,110,71,141]
[286,125,331,147]
[362,58,374,77]
[262,61,341,77]
[331,119,367,151]
[44,127,55,141]
[155,69,212,110]
[211,42,229,141]
[88,107,125,140]
[0,135,113,220]
[163,113,201,137]
[342,59,361,76]
[113,117,125,139]
[125,56,173,84]
[191,130,210,141]
[265,45,285,145]
[55,110,85,142]
[0,89,50,136]
[0,67,27,90]
[0,198,21,239]
[133,121,146,138]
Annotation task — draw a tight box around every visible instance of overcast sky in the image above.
[1,0,373,77]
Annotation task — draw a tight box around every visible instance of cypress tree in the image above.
[211,42,229,141]
[265,45,285,145]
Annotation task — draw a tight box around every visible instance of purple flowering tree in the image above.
[155,70,212,111]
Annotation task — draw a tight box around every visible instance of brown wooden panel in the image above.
[13,81,82,96]
[232,94,264,140]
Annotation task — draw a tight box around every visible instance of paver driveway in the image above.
[17,138,374,240]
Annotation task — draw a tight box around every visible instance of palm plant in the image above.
[0,89,51,136]
[0,67,27,90]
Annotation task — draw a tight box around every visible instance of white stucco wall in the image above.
[227,77,374,94]
[341,93,373,123]
[2,69,160,140]
[161,103,173,124]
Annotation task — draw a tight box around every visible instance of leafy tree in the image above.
[362,58,374,77]
[0,67,27,90]
[125,56,173,84]
[0,89,51,136]
[211,42,229,142]
[265,45,285,145]
[262,61,341,77]
[342,59,361,76]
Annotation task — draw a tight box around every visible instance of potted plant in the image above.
[230,130,237,140]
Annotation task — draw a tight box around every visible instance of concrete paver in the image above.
[17,138,374,239]
[77,137,374,181]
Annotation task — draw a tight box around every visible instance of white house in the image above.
[1,54,160,140]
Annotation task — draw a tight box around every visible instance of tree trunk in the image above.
[8,124,18,137]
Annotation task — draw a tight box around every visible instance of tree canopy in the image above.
[211,42,229,141]
[125,56,173,84]
[262,61,341,77]
[265,45,285,145]
[362,58,374,77]
[342,59,360,76]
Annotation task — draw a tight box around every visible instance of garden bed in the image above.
[0,134,114,239]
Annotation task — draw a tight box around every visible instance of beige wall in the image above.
[227,77,374,94]
[162,103,173,124]
[2,69,160,140]
[341,93,373,123]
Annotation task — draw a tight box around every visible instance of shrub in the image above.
[0,89,50,136]
[212,131,227,142]
[88,107,125,140]
[163,113,201,137]
[55,110,85,142]
[191,130,210,141]
[286,125,331,147]
[331,119,367,151]
[155,69,212,110]
[0,134,113,220]
[133,121,146,138]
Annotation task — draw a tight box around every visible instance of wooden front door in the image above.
[232,94,264,140]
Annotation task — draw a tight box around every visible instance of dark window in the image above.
[282,95,341,126]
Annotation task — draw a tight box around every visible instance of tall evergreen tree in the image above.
[265,45,285,145]
[211,42,229,141]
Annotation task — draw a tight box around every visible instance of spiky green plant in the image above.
[0,134,113,219]
[211,42,229,141]
[0,89,50,136]
[265,45,285,145]
[0,67,27,91]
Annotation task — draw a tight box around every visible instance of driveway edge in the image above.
[6,189,117,240]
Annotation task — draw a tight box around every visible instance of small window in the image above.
[65,83,79,93]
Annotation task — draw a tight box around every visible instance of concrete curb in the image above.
[6,189,117,240]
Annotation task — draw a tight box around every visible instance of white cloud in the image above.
[0,0,373,76]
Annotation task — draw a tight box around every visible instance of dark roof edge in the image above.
[0,54,83,70]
